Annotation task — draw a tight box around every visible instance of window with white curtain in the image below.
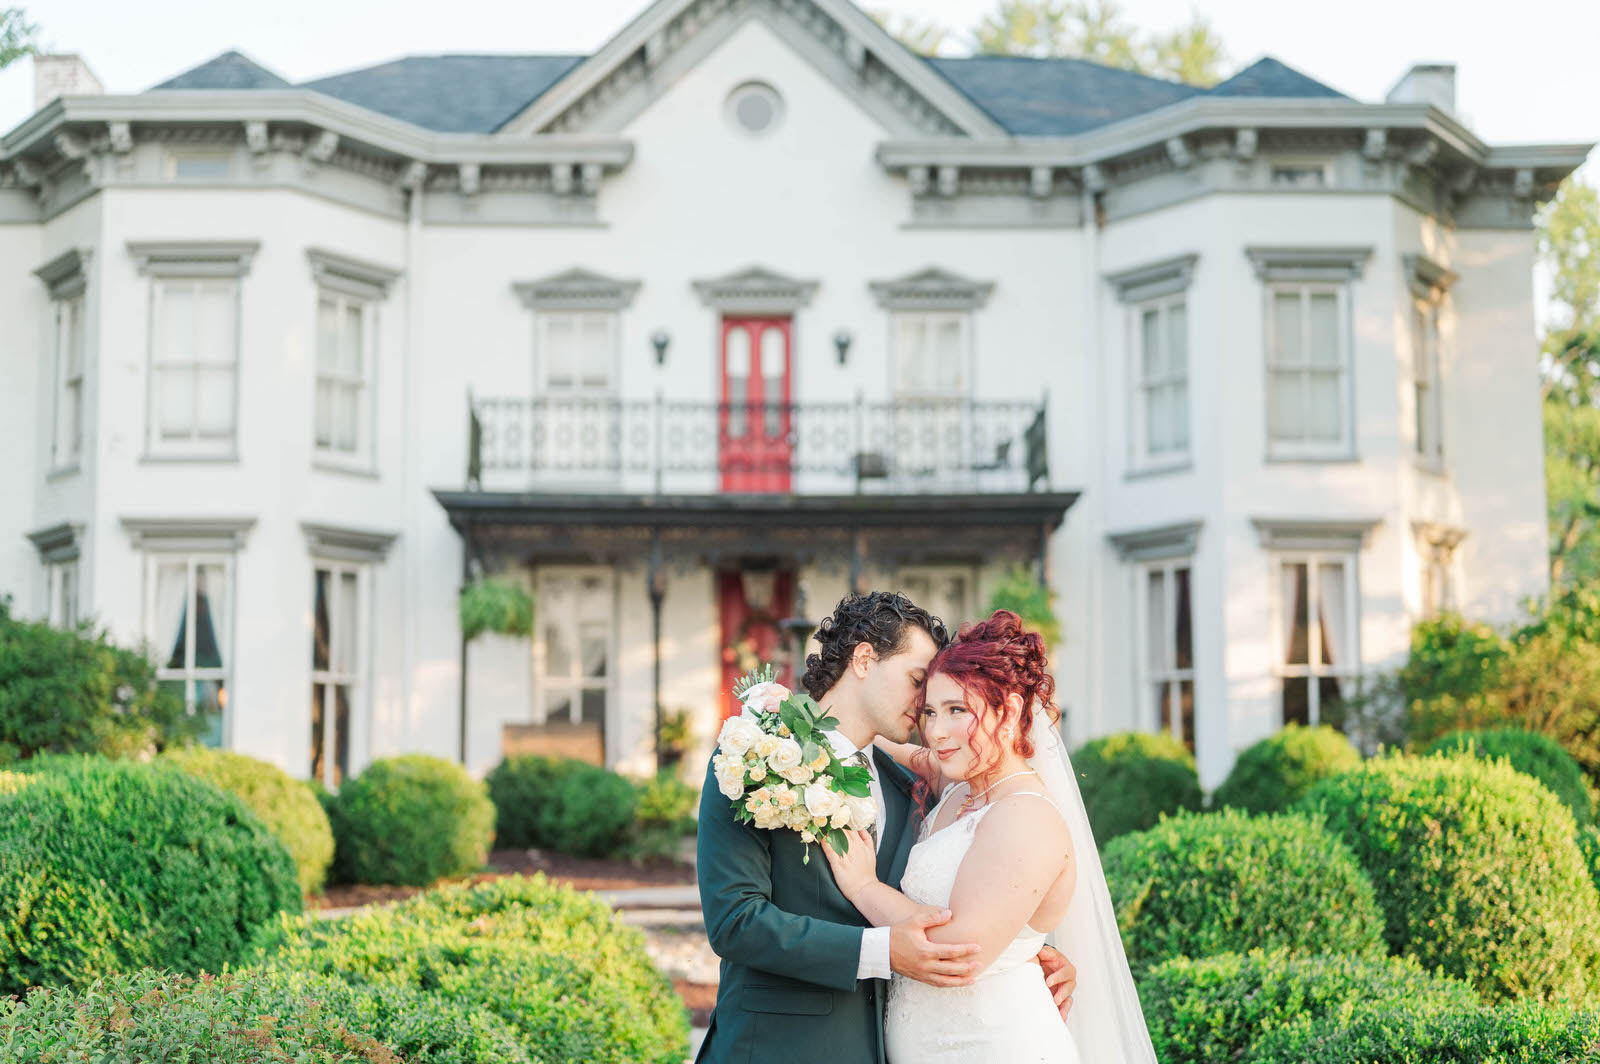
[1141,559,1195,749]
[52,293,85,469]
[538,311,616,394]
[1411,299,1443,465]
[892,312,968,397]
[149,279,239,455]
[1266,285,1350,456]
[45,559,78,628]
[146,554,233,747]
[897,566,975,634]
[1132,296,1189,468]
[314,292,374,463]
[311,561,366,789]
[1274,553,1357,726]
[536,569,613,732]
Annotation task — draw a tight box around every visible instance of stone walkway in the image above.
[609,887,716,1061]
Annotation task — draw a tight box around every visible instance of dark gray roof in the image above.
[928,56,1200,136]
[152,49,291,91]
[149,47,1347,137]
[302,55,584,134]
[1206,57,1347,100]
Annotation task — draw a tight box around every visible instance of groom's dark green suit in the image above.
[694,746,921,1064]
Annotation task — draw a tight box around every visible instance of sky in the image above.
[1,0,1595,157]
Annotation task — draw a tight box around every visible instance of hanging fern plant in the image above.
[985,564,1062,648]
[459,578,534,641]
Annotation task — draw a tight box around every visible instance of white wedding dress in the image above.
[884,783,1080,1064]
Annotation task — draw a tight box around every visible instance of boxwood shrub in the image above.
[333,755,496,885]
[1249,1001,1600,1063]
[1579,824,1600,897]
[1302,753,1600,1002]
[1213,724,1362,814]
[163,747,335,894]
[487,755,638,857]
[1424,726,1593,825]
[251,874,689,1064]
[1072,731,1203,843]
[0,755,300,994]
[1139,949,1477,1064]
[0,966,530,1064]
[1103,809,1383,971]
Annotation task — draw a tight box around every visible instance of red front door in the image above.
[719,317,793,493]
[719,569,797,719]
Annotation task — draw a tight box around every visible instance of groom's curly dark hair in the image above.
[800,591,951,701]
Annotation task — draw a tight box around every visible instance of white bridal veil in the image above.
[1028,712,1159,1063]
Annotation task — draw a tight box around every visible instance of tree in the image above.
[0,8,37,72]
[971,0,1226,86]
[869,9,949,56]
[1538,177,1600,586]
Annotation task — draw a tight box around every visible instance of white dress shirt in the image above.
[824,729,893,981]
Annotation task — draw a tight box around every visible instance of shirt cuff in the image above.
[857,926,892,981]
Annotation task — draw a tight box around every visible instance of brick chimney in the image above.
[1385,63,1456,114]
[32,54,104,111]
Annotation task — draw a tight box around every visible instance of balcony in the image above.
[465,395,1052,497]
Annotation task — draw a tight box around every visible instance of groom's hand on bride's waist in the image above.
[1033,944,1076,1022]
[889,906,981,987]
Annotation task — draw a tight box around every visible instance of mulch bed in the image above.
[306,848,696,911]
[675,981,718,1027]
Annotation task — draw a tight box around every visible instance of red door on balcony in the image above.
[719,317,793,493]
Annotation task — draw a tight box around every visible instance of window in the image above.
[1267,286,1348,454]
[147,555,233,747]
[897,566,975,633]
[1411,300,1442,463]
[52,293,86,468]
[538,311,616,394]
[892,312,967,397]
[125,517,253,750]
[1141,560,1195,750]
[536,569,612,734]
[1415,523,1464,620]
[315,292,373,461]
[130,242,257,460]
[1133,297,1189,467]
[311,561,365,788]
[1247,247,1369,460]
[46,559,78,628]
[1274,553,1357,727]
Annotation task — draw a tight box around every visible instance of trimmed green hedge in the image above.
[1213,724,1362,815]
[1140,949,1477,1064]
[251,875,689,1064]
[1425,727,1593,825]
[1072,731,1203,843]
[1302,753,1600,1002]
[0,755,300,993]
[0,967,530,1064]
[487,756,638,857]
[1580,824,1600,898]
[1103,809,1383,970]
[0,599,198,761]
[333,755,496,885]
[163,747,335,894]
[1249,1001,1600,1063]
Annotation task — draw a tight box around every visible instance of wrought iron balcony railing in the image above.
[465,395,1050,496]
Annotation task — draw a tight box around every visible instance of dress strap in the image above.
[997,791,1060,811]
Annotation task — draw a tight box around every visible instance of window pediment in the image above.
[514,267,640,311]
[307,247,402,301]
[870,267,994,312]
[34,247,93,299]
[301,521,398,563]
[1404,253,1459,301]
[121,517,255,552]
[693,266,818,314]
[1252,517,1380,552]
[128,240,259,278]
[27,521,85,563]
[1246,246,1372,284]
[1105,254,1197,304]
[1108,520,1201,562]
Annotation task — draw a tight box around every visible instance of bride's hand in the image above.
[821,828,878,899]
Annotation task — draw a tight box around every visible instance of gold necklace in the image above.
[957,769,1039,817]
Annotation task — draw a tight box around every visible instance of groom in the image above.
[695,591,1076,1064]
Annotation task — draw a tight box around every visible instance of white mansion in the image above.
[0,0,1588,789]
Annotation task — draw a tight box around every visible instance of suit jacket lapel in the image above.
[874,748,915,884]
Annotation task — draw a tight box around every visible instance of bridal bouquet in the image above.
[714,665,876,862]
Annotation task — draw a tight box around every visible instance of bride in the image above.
[822,610,1156,1063]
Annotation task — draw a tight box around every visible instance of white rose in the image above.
[753,734,780,758]
[717,715,763,758]
[844,793,877,832]
[767,737,804,774]
[830,809,851,830]
[779,763,815,786]
[804,781,845,819]
[753,806,784,830]
[775,785,799,809]
[747,760,768,783]
[714,755,746,800]
[741,681,792,716]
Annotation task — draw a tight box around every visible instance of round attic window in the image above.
[727,82,783,136]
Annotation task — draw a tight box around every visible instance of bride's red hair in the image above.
[911,609,1059,800]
